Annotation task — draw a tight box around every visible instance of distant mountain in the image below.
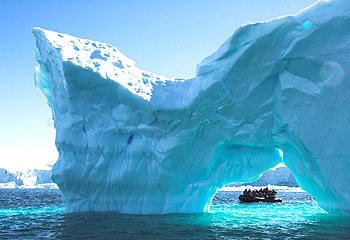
[230,166,299,187]
[249,167,298,187]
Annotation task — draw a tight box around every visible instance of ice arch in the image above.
[33,0,350,216]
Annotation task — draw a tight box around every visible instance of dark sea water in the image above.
[1,188,350,239]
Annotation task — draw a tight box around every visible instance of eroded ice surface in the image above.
[33,0,350,215]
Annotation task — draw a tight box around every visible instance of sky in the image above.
[0,0,318,170]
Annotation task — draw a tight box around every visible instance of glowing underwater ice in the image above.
[34,0,350,216]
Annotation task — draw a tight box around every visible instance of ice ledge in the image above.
[33,27,186,102]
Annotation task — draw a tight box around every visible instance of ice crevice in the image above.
[33,0,350,216]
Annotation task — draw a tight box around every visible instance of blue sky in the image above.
[0,0,317,168]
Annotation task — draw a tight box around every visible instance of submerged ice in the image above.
[33,0,350,216]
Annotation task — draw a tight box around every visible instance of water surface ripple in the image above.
[1,189,349,239]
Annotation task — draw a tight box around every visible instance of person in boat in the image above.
[242,188,277,199]
[252,189,258,197]
[244,189,254,197]
[243,189,248,196]
[263,187,269,195]
[269,189,277,198]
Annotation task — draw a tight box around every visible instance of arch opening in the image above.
[208,153,313,213]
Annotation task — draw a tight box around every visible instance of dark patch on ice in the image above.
[94,62,100,68]
[113,60,124,69]
[142,72,151,77]
[90,50,107,61]
[127,134,135,145]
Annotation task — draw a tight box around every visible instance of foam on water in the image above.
[0,206,64,217]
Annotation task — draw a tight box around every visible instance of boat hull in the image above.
[239,195,282,203]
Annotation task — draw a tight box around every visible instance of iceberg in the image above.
[33,0,350,216]
[0,168,56,188]
[0,169,23,186]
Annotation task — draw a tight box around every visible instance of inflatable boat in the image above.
[238,195,282,203]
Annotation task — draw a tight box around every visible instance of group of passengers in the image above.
[242,187,277,199]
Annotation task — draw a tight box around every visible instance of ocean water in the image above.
[1,188,350,239]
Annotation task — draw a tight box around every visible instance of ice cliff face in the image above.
[33,0,350,216]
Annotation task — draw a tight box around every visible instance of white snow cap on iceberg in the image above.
[34,28,183,101]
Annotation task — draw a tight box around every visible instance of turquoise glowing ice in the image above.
[302,21,312,30]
